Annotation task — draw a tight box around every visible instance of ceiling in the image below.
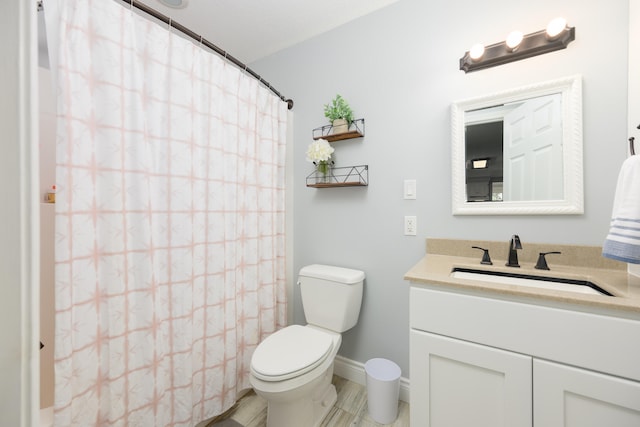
[135,0,400,63]
[38,0,399,70]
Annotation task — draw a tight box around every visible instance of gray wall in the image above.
[251,0,630,377]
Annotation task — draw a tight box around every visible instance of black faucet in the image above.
[535,251,562,270]
[506,235,522,267]
[471,246,493,265]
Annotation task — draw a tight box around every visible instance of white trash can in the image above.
[364,358,401,424]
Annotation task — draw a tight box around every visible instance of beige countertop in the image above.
[405,238,640,314]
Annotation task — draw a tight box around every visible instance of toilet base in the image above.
[255,364,337,427]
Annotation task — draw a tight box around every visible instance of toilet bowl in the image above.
[250,325,341,427]
[250,264,365,427]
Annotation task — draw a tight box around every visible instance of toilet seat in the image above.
[251,325,334,381]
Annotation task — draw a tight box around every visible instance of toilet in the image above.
[250,264,365,427]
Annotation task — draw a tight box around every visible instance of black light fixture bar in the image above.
[460,26,575,73]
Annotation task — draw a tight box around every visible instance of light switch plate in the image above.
[404,179,417,199]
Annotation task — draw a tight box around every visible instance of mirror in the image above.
[452,75,583,215]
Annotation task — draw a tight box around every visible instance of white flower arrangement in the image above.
[306,138,335,164]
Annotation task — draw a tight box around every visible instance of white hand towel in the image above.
[603,155,640,263]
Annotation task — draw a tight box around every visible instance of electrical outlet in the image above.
[404,216,417,236]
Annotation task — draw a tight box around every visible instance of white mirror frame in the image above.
[452,75,583,215]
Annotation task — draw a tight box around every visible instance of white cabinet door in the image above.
[534,359,640,427]
[411,330,532,427]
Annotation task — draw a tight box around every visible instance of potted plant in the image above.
[324,94,354,134]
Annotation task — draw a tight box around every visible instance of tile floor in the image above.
[207,375,409,427]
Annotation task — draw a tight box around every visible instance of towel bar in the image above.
[630,123,639,156]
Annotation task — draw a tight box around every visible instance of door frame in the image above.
[1,0,40,425]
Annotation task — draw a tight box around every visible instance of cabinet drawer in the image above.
[410,285,640,381]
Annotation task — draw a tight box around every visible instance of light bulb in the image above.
[546,17,567,39]
[472,159,488,169]
[506,31,523,50]
[469,44,485,61]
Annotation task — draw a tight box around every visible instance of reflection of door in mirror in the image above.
[464,93,563,203]
[504,94,563,201]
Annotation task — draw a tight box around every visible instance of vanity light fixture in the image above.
[460,18,575,73]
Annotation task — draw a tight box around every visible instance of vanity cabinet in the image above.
[409,285,640,427]
[411,330,531,426]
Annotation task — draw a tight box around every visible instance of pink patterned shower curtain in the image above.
[48,1,287,425]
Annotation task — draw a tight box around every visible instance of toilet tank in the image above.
[299,264,365,333]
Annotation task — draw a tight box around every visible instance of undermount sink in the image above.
[450,268,613,296]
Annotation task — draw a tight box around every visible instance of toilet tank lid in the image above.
[299,264,365,284]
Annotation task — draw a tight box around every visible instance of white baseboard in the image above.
[334,355,410,403]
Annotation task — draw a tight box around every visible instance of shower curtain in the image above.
[46,1,287,425]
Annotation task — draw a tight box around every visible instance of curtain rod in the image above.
[37,0,294,110]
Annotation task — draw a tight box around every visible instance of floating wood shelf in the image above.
[306,165,368,188]
[312,118,365,142]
